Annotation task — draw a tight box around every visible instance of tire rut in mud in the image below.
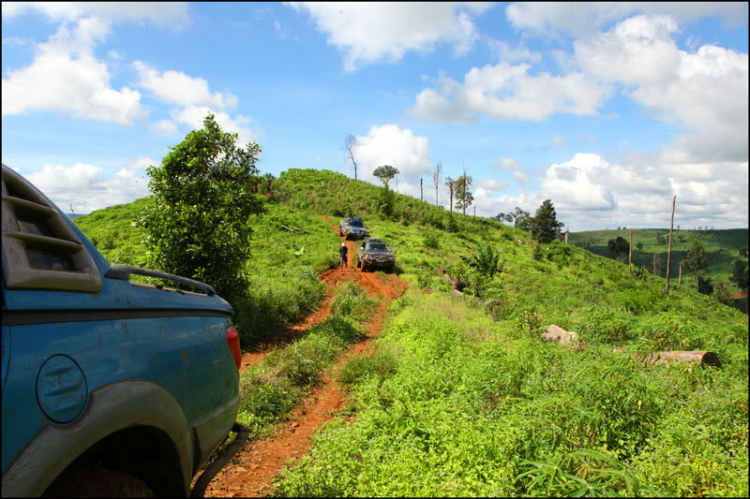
[203,220,407,497]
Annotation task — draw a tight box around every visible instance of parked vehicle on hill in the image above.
[356,237,396,272]
[1,164,248,497]
[339,216,369,240]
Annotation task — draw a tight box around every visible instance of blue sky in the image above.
[2,2,748,230]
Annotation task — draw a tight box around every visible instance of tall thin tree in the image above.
[665,195,676,293]
[445,177,455,214]
[629,228,633,275]
[462,167,468,216]
[344,134,358,181]
[433,162,441,208]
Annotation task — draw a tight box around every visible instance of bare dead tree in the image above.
[344,135,358,180]
[462,166,468,216]
[665,195,676,293]
[445,177,455,214]
[629,228,632,275]
[432,162,441,208]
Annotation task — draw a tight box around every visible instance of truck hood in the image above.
[364,251,393,257]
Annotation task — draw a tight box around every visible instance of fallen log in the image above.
[647,351,721,368]
[541,325,579,346]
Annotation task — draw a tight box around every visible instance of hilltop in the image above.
[73,168,748,497]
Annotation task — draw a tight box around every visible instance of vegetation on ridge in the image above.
[74,165,748,497]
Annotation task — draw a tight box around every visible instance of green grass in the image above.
[273,293,748,497]
[73,168,748,496]
[236,282,377,441]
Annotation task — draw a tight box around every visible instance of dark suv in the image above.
[356,237,395,272]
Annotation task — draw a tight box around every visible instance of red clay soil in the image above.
[204,220,407,497]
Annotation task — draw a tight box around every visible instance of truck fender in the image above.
[2,380,193,497]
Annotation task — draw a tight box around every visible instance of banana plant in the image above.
[461,244,503,280]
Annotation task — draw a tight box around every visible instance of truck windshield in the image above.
[367,243,387,251]
[349,219,364,227]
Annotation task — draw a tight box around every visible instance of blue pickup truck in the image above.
[1,164,248,497]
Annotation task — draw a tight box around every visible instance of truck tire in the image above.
[361,262,368,272]
[43,466,156,498]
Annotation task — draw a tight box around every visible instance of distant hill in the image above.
[569,228,748,296]
[65,213,88,219]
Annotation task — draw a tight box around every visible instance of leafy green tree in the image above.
[140,114,264,298]
[511,207,531,232]
[454,173,473,215]
[685,241,708,273]
[607,236,630,261]
[697,276,714,296]
[730,259,748,292]
[495,207,531,231]
[493,212,513,223]
[373,165,399,189]
[529,199,564,244]
[636,242,644,252]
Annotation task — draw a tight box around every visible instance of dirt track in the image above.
[204,221,407,497]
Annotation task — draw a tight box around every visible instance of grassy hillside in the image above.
[75,196,341,343]
[74,168,748,497]
[569,228,748,293]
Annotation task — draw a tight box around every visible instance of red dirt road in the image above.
[204,221,406,497]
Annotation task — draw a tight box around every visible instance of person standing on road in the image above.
[339,242,348,270]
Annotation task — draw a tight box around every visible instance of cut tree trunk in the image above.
[647,351,721,367]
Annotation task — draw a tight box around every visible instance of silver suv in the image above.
[339,216,369,240]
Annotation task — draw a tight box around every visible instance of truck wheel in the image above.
[361,262,368,272]
[356,259,361,269]
[43,466,156,498]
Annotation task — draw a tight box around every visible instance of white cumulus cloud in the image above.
[505,2,747,39]
[350,125,432,182]
[1,17,146,124]
[287,2,493,71]
[409,62,612,122]
[133,61,237,109]
[494,157,530,184]
[24,157,155,214]
[574,15,748,163]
